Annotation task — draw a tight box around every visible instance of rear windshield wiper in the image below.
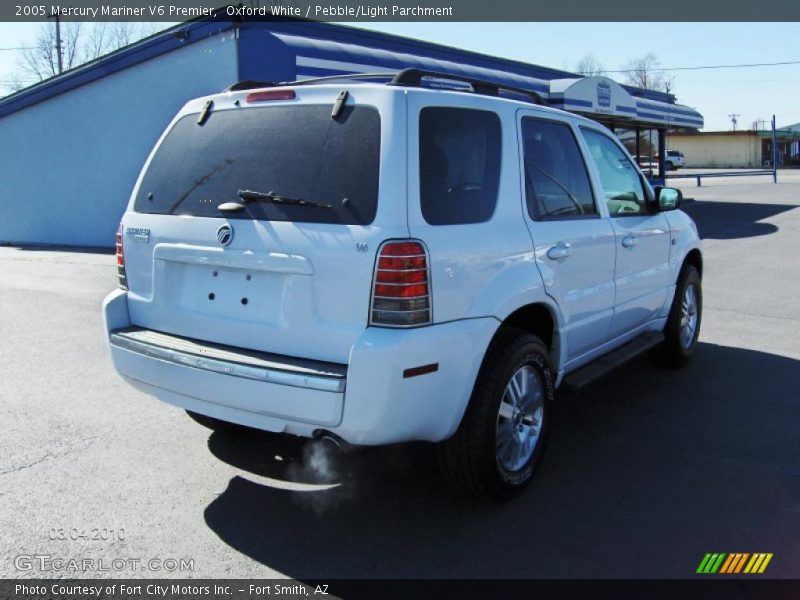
[238,189,332,209]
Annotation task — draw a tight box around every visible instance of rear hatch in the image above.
[121,86,408,364]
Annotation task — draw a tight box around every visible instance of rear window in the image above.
[667,150,681,157]
[419,107,501,225]
[134,104,381,225]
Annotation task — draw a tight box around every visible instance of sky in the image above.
[1,21,798,131]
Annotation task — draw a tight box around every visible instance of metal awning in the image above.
[548,77,704,129]
[273,33,552,95]
[269,34,704,130]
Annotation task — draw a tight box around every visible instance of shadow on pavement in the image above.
[682,200,796,240]
[203,343,800,579]
[2,244,115,255]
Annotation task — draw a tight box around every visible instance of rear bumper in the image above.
[110,328,346,393]
[103,289,498,445]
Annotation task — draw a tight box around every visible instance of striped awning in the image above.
[271,33,703,130]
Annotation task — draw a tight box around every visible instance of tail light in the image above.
[116,222,128,290]
[370,240,431,327]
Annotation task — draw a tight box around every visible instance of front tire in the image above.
[651,264,702,367]
[438,328,554,500]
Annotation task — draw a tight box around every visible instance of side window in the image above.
[521,118,596,219]
[419,107,501,225]
[581,128,648,216]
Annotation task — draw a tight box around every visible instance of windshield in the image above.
[134,104,381,225]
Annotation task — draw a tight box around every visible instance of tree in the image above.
[620,53,675,94]
[11,22,83,89]
[4,22,162,93]
[107,22,159,49]
[575,53,605,77]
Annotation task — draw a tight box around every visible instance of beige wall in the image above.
[669,134,761,168]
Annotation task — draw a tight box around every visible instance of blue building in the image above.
[0,18,703,247]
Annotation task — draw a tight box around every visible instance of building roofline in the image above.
[0,15,236,119]
[0,16,677,120]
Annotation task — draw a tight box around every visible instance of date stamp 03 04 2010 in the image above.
[46,527,126,542]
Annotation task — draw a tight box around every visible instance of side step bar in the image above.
[561,331,664,393]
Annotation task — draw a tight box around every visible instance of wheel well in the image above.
[684,249,703,277]
[498,303,555,352]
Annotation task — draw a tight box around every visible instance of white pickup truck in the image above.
[104,70,702,499]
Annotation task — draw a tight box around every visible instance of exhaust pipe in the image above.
[313,430,349,452]
[320,435,342,451]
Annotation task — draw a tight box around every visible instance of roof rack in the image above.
[390,68,544,105]
[289,73,398,86]
[223,68,544,105]
[224,80,278,92]
[224,73,396,92]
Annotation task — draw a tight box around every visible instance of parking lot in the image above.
[1,172,799,579]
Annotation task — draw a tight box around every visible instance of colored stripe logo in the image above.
[697,553,773,574]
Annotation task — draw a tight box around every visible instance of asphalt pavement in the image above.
[1,172,798,579]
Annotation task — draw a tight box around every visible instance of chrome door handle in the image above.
[547,242,571,260]
[621,234,638,248]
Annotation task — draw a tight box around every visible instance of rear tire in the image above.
[665,161,675,171]
[438,328,554,500]
[186,410,247,433]
[651,264,702,367]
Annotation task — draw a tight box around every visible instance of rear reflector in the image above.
[245,89,296,103]
[370,240,431,328]
[116,222,128,290]
[403,363,439,378]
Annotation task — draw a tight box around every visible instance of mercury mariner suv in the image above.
[104,69,703,499]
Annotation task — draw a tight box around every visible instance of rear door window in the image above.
[419,107,501,225]
[134,105,380,225]
[522,117,597,219]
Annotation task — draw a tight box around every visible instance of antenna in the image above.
[728,113,741,131]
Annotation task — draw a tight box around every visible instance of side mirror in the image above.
[655,186,682,211]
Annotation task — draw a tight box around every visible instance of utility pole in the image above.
[728,113,740,131]
[47,10,63,74]
[771,114,778,183]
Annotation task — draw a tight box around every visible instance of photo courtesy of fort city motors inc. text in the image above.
[0,1,798,598]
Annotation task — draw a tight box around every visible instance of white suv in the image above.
[104,70,702,499]
[664,150,686,170]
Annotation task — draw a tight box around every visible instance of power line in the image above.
[605,59,800,73]
[0,47,33,51]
